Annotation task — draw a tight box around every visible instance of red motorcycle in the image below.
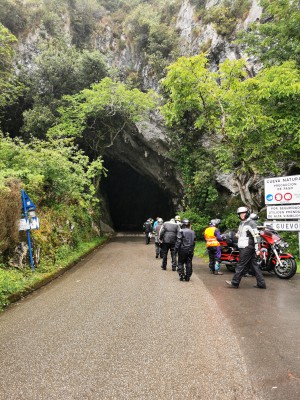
[220,225,297,279]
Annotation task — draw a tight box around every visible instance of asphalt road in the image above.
[0,234,299,399]
[194,258,300,400]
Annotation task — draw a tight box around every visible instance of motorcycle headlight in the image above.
[277,240,288,249]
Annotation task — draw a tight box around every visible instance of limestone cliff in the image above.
[4,0,264,228]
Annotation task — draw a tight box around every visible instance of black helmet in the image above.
[181,218,190,227]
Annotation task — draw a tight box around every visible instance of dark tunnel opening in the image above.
[101,158,175,231]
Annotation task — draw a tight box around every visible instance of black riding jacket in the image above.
[143,221,152,233]
[159,221,180,244]
[175,227,196,252]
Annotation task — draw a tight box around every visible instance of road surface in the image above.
[0,234,299,399]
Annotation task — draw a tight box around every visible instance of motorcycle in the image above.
[220,225,297,279]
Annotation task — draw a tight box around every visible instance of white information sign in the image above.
[264,220,300,231]
[19,217,40,231]
[267,204,300,219]
[264,175,300,205]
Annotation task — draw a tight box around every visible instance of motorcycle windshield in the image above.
[261,230,280,243]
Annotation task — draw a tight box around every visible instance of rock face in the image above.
[176,0,262,65]
[89,0,263,208]
[11,0,264,229]
[100,117,184,231]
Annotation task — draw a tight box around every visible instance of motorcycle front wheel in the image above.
[274,258,297,279]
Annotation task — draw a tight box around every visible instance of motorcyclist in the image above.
[204,219,223,275]
[226,207,266,289]
[174,215,182,227]
[159,218,180,271]
[143,218,153,245]
[154,218,163,258]
[174,219,196,281]
[244,213,260,276]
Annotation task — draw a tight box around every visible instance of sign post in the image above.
[20,190,39,271]
[264,175,300,258]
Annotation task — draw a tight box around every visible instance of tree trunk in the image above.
[234,172,261,212]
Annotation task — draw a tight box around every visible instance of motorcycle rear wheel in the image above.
[274,258,297,279]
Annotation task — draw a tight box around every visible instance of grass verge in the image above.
[0,235,110,311]
[194,241,209,262]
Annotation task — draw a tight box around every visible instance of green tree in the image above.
[204,0,251,38]
[123,2,179,77]
[240,0,300,67]
[68,0,101,47]
[48,77,157,155]
[0,133,104,208]
[161,54,300,211]
[0,0,27,35]
[0,133,106,261]
[0,23,24,110]
[21,37,108,138]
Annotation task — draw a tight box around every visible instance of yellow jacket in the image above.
[204,227,220,247]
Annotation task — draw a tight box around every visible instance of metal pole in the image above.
[298,223,300,260]
[26,229,34,271]
[21,190,35,271]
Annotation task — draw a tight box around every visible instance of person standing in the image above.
[175,219,196,281]
[154,218,163,258]
[174,215,182,227]
[143,218,153,245]
[204,219,223,275]
[159,218,180,271]
[153,217,159,230]
[226,207,266,289]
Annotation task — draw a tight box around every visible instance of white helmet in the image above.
[237,206,250,219]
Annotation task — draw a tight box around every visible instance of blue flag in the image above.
[21,190,36,211]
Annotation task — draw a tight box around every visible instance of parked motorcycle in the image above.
[220,225,297,279]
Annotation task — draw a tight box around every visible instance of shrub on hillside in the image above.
[0,179,21,254]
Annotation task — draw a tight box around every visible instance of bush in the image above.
[0,179,22,254]
[277,231,299,262]
[179,210,208,240]
[204,0,251,38]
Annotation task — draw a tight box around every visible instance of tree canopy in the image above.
[240,0,300,67]
[0,23,24,109]
[161,54,300,210]
[48,77,158,153]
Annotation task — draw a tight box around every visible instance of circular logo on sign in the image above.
[284,192,292,201]
[266,194,273,202]
[275,193,283,201]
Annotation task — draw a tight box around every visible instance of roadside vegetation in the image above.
[0,236,107,310]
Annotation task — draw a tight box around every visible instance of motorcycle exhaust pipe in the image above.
[221,261,238,265]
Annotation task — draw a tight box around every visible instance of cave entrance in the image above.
[101,158,175,231]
